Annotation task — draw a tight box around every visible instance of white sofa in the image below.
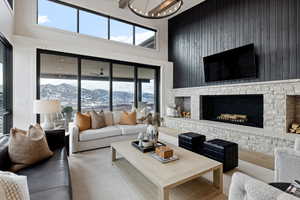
[69,111,148,153]
[275,138,300,183]
[229,172,298,200]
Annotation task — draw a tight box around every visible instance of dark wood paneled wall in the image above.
[169,0,300,88]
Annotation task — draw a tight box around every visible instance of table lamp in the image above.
[33,100,61,130]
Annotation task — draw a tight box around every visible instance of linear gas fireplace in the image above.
[201,95,264,128]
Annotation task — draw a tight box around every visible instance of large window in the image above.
[135,27,156,49]
[37,0,156,49]
[37,50,160,127]
[0,36,13,135]
[38,0,77,32]
[79,10,108,39]
[81,59,110,112]
[40,54,78,127]
[110,19,133,45]
[138,68,156,113]
[112,64,135,111]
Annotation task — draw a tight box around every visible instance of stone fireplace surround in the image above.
[165,79,300,155]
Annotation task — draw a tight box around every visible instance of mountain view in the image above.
[40,83,154,111]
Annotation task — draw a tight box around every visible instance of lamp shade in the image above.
[33,100,61,114]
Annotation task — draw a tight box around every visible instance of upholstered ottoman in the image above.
[178,132,206,154]
[203,139,238,172]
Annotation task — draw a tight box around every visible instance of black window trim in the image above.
[36,48,160,122]
[37,0,157,47]
[0,32,13,135]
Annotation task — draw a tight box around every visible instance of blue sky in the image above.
[38,0,155,44]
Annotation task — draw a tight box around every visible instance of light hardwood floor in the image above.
[69,148,274,200]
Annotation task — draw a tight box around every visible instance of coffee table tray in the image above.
[131,141,165,153]
[151,153,179,163]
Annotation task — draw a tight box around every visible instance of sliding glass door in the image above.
[0,36,13,135]
[37,49,160,128]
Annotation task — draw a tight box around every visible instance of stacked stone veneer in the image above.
[165,80,300,155]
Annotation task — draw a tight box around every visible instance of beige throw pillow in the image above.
[8,124,53,172]
[89,110,106,129]
[119,111,137,125]
[104,112,114,126]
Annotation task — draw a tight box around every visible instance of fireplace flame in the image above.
[217,114,248,123]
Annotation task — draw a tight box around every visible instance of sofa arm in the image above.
[69,123,80,154]
[229,172,296,200]
[275,148,300,182]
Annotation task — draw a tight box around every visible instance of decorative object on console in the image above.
[289,123,300,134]
[0,171,30,200]
[166,106,179,117]
[128,0,183,19]
[33,100,61,130]
[62,106,74,129]
[8,124,53,172]
[75,112,91,131]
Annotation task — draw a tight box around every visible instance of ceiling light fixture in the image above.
[128,0,183,19]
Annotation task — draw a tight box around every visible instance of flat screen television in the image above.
[203,44,257,82]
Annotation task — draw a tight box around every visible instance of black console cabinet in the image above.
[178,132,206,154]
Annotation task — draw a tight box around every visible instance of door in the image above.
[0,35,13,135]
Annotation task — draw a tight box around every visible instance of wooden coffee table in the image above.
[111,140,223,200]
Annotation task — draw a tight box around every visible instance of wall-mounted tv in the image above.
[203,44,257,82]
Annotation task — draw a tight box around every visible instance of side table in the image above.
[45,129,69,156]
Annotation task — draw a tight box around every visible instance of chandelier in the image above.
[128,0,183,19]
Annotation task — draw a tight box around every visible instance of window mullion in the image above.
[109,62,113,111]
[78,57,81,112]
[134,66,138,108]
[108,17,110,40]
[133,26,135,45]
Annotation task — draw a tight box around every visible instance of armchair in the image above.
[229,172,298,200]
[275,138,300,183]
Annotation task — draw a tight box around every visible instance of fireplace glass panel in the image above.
[201,95,263,128]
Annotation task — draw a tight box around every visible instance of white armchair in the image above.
[275,138,300,183]
[229,172,298,200]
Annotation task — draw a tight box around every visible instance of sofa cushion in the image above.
[89,110,106,129]
[9,125,53,172]
[75,112,91,131]
[17,148,71,200]
[113,111,122,125]
[119,124,147,135]
[79,126,122,141]
[104,112,114,126]
[119,111,137,125]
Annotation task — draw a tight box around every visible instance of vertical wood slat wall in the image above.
[168,0,300,88]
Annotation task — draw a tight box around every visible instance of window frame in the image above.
[0,32,13,135]
[37,0,157,49]
[36,49,160,123]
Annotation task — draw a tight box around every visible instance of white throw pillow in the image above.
[113,111,122,125]
[0,171,30,200]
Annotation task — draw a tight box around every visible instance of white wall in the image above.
[13,0,174,129]
[0,0,14,42]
